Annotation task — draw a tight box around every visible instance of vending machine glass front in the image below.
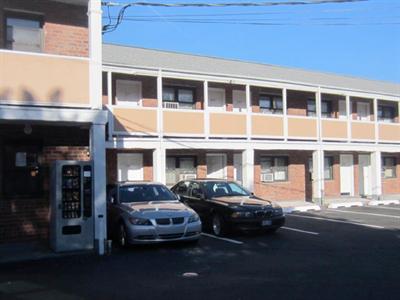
[61,165,81,219]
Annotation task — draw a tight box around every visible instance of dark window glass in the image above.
[6,15,42,52]
[378,105,395,123]
[321,100,333,118]
[260,156,288,182]
[259,95,283,114]
[324,157,334,180]
[307,99,316,117]
[382,157,396,178]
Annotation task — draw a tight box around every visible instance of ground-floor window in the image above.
[260,156,288,182]
[382,157,397,178]
[166,156,197,185]
[307,156,334,181]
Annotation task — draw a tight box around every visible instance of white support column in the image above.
[157,70,163,138]
[242,147,254,192]
[346,95,351,142]
[88,0,102,109]
[312,149,324,205]
[90,123,107,255]
[316,88,322,142]
[245,84,251,140]
[153,146,166,184]
[371,150,382,200]
[107,71,113,141]
[203,80,210,139]
[107,71,112,105]
[373,98,379,143]
[283,88,288,141]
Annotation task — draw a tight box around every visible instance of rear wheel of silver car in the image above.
[118,223,128,248]
[212,214,227,237]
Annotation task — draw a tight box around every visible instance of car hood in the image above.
[121,201,194,218]
[210,196,272,209]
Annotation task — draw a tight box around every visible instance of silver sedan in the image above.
[107,182,202,246]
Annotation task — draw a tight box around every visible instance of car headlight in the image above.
[271,203,283,216]
[188,214,200,223]
[231,211,254,218]
[128,217,152,226]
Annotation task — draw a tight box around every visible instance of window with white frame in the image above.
[259,95,283,114]
[232,90,247,112]
[208,88,226,111]
[115,79,142,105]
[308,156,334,181]
[260,156,288,182]
[382,157,396,178]
[162,86,195,109]
[6,14,43,52]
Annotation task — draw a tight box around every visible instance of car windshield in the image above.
[119,184,177,203]
[204,181,251,198]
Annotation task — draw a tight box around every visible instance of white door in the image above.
[206,154,227,179]
[117,153,144,181]
[338,100,347,119]
[233,153,243,184]
[358,154,372,196]
[340,154,354,196]
[356,102,370,121]
[232,90,247,112]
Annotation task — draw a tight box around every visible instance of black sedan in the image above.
[171,179,285,236]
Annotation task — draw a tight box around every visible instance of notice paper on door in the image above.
[15,152,27,167]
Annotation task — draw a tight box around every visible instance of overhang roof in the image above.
[103,43,400,97]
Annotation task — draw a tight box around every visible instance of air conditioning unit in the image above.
[163,102,179,109]
[261,173,274,182]
[179,173,197,181]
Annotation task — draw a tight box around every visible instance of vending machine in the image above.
[50,160,94,252]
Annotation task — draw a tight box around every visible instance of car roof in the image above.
[117,181,164,186]
[186,178,230,182]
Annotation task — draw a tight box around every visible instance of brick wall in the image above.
[0,146,89,243]
[0,0,88,57]
[382,153,400,195]
[254,150,310,201]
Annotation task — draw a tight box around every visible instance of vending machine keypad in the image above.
[61,165,81,219]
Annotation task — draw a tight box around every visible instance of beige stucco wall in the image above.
[163,111,204,135]
[288,117,317,138]
[322,120,348,139]
[351,122,375,140]
[379,124,400,142]
[252,115,284,137]
[210,113,247,136]
[113,108,158,134]
[0,51,89,106]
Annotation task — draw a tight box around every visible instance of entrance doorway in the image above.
[340,154,354,196]
[233,153,243,184]
[117,153,144,181]
[358,154,372,197]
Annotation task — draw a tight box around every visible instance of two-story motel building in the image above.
[102,44,400,207]
[0,0,399,255]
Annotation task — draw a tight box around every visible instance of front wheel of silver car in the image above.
[118,223,128,248]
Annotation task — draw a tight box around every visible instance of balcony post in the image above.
[371,151,382,200]
[374,98,378,143]
[346,95,351,142]
[153,146,166,184]
[242,148,254,192]
[157,70,163,138]
[316,88,322,142]
[204,80,209,139]
[312,149,324,205]
[283,88,288,141]
[245,84,251,140]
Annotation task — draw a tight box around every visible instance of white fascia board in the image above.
[0,105,107,125]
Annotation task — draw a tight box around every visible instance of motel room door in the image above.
[340,154,354,196]
[358,154,372,197]
[206,154,227,179]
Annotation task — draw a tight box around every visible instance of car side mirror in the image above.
[176,194,182,201]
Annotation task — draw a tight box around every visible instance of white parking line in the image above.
[281,226,319,235]
[201,233,243,245]
[288,214,385,229]
[327,209,400,219]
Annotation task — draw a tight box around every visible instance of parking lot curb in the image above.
[327,201,364,209]
[283,204,321,214]
[368,199,400,206]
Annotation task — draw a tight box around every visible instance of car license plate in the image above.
[262,220,272,226]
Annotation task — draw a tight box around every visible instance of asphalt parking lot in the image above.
[1,204,399,300]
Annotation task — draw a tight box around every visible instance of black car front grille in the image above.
[159,233,183,239]
[255,210,273,218]
[137,235,156,240]
[185,231,199,237]
[156,218,171,225]
[172,217,184,224]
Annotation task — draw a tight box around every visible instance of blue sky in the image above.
[102,0,400,83]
